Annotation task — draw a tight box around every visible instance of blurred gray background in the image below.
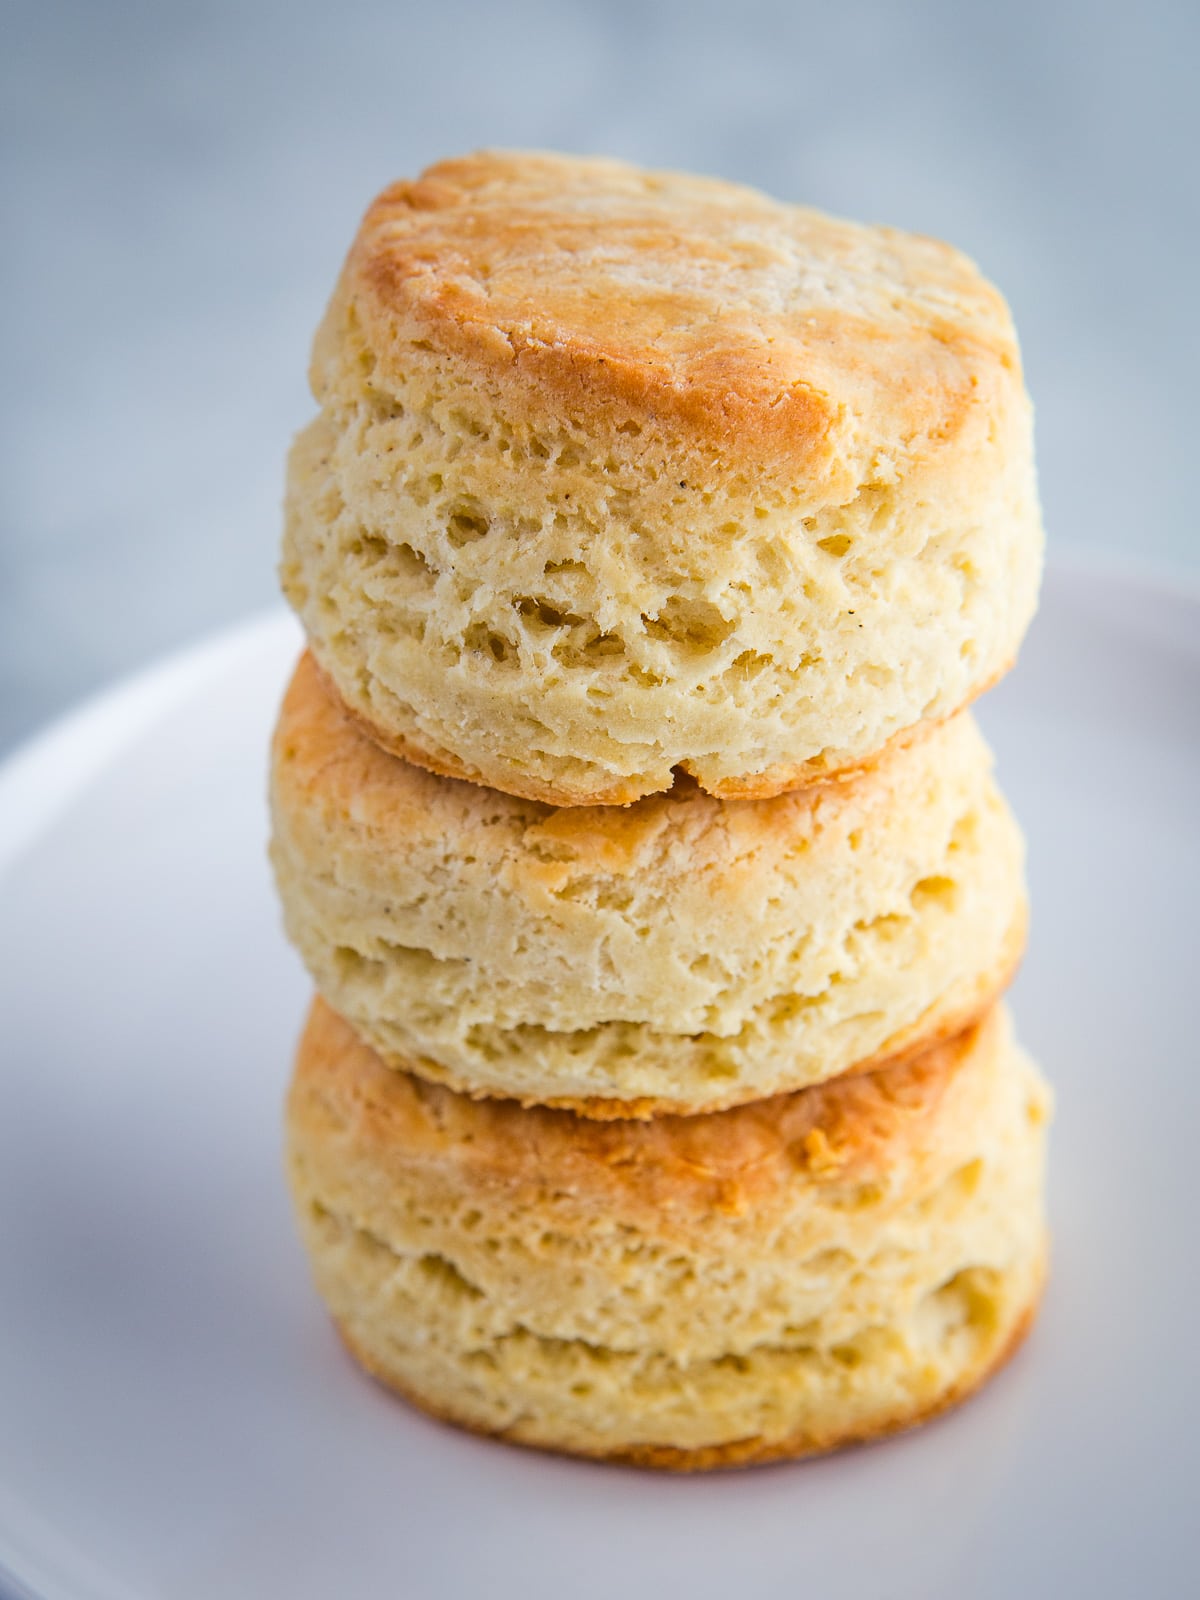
[2,0,1197,755]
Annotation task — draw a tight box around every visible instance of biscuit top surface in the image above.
[294,999,1005,1219]
[324,149,1022,486]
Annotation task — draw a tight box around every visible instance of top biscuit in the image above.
[282,150,1042,804]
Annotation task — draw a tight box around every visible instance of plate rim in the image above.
[0,611,300,879]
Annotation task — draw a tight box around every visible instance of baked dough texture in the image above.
[269,652,1026,1114]
[280,149,1043,805]
[286,1000,1049,1469]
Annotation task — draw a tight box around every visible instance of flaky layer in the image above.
[270,655,1026,1112]
[281,150,1042,804]
[287,1001,1050,1466]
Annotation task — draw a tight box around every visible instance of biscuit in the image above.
[286,1000,1050,1469]
[280,149,1042,805]
[270,652,1026,1114]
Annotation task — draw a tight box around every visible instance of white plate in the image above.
[0,563,1197,1600]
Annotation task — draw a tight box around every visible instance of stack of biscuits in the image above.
[270,151,1050,1469]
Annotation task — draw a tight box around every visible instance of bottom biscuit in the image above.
[287,999,1050,1469]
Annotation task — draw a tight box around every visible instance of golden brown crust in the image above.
[334,1267,1043,1472]
[332,150,1022,493]
[294,998,1005,1216]
[312,650,1010,808]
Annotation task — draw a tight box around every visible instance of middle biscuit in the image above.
[270,652,1025,1117]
